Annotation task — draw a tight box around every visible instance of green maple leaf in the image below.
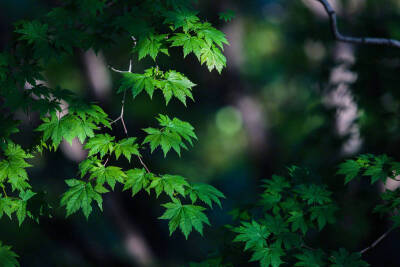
[363,155,391,184]
[148,174,189,198]
[61,115,96,144]
[232,220,270,251]
[262,175,290,195]
[275,232,303,250]
[90,165,126,190]
[60,179,103,219]
[160,70,196,106]
[69,103,110,129]
[15,20,48,45]
[157,114,197,145]
[118,69,157,98]
[162,9,200,31]
[200,45,226,73]
[78,157,101,178]
[373,188,400,216]
[294,184,332,205]
[0,241,20,267]
[250,244,285,267]
[337,160,361,184]
[15,200,28,227]
[330,248,369,267]
[0,143,32,192]
[159,198,210,239]
[219,10,236,22]
[196,22,229,49]
[35,113,65,148]
[295,249,327,267]
[0,197,16,220]
[36,111,100,149]
[114,137,140,162]
[123,168,151,196]
[84,134,115,158]
[142,127,185,157]
[169,33,206,58]
[135,33,168,61]
[187,183,225,208]
[288,211,308,235]
[263,214,288,235]
[309,204,337,230]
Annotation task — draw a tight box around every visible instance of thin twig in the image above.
[109,66,130,73]
[103,157,109,166]
[109,60,152,173]
[359,227,394,254]
[138,155,151,174]
[316,0,400,48]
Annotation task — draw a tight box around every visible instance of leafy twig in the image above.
[109,61,152,173]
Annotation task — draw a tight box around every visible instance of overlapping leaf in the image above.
[187,183,225,208]
[148,174,189,198]
[159,198,210,239]
[60,179,103,219]
[123,168,152,196]
[143,114,196,157]
[232,220,270,251]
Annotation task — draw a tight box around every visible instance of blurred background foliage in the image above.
[2,0,400,266]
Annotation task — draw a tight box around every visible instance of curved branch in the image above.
[359,227,394,254]
[316,0,400,48]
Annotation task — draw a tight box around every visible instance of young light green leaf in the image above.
[200,45,226,73]
[196,22,229,49]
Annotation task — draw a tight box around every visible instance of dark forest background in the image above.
[2,0,400,266]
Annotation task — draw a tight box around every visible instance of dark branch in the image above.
[316,0,400,48]
[359,227,394,254]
